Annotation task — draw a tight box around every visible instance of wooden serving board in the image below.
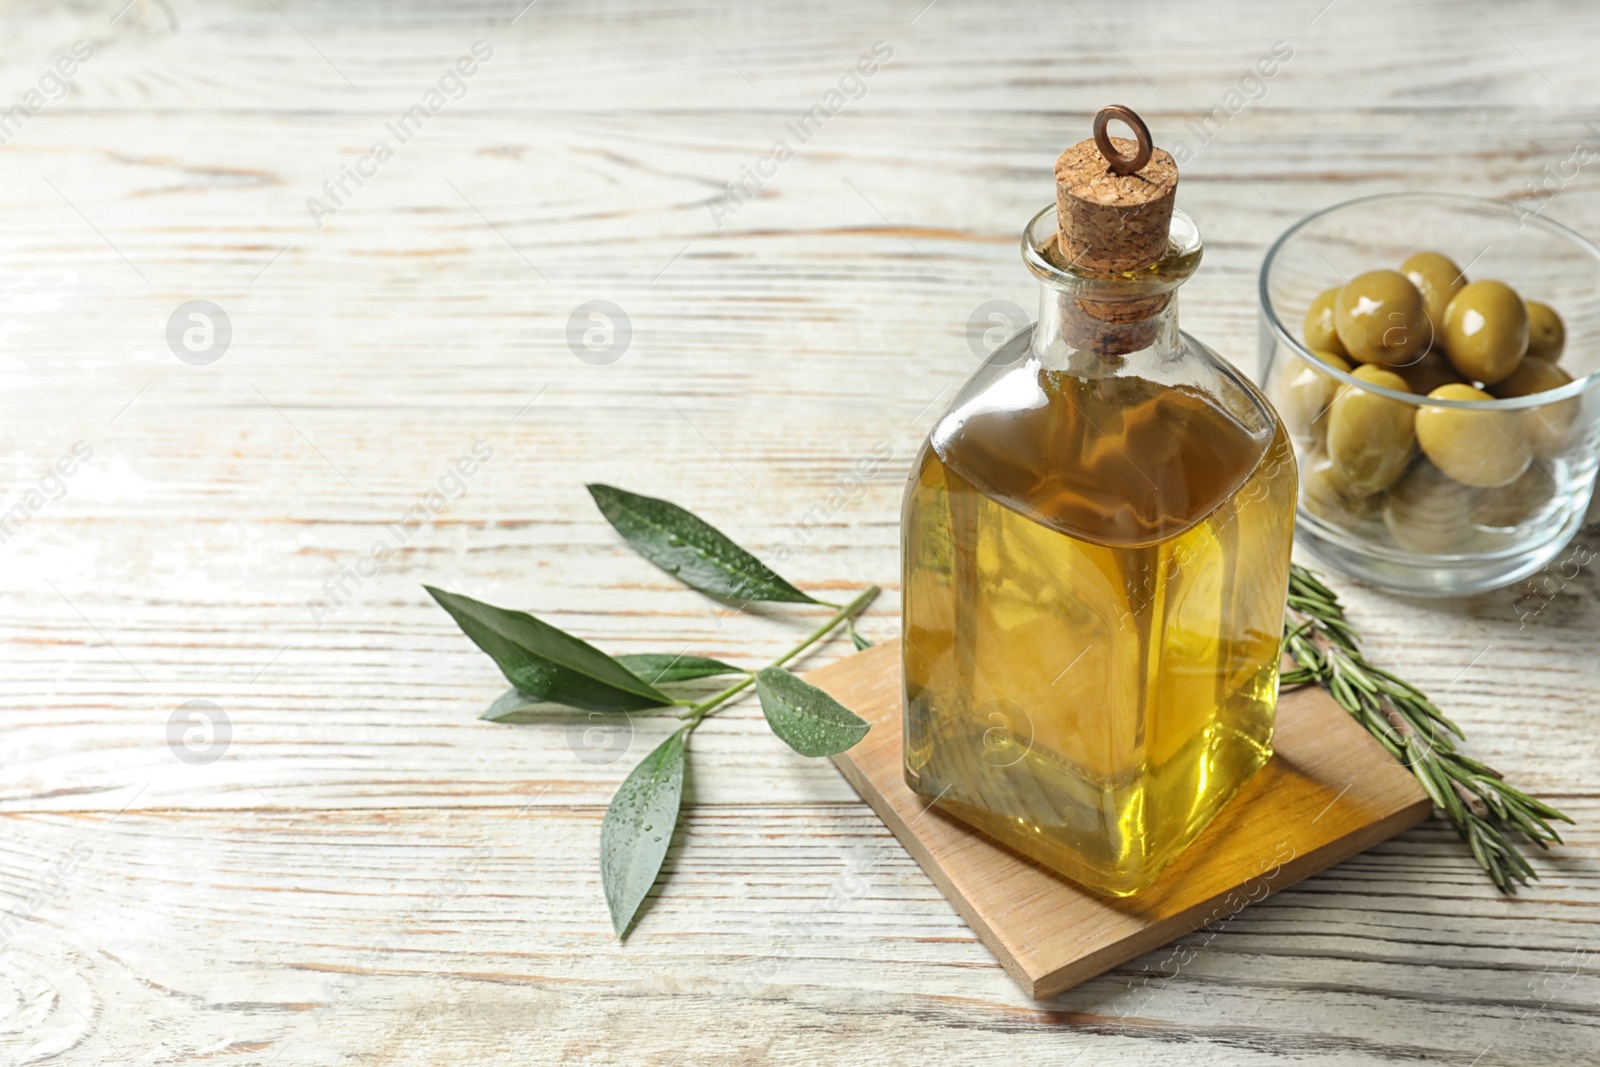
[804,640,1432,1000]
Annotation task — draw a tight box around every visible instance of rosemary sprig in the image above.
[1281,563,1572,892]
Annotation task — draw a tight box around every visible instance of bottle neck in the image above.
[1020,203,1201,371]
[1030,283,1181,370]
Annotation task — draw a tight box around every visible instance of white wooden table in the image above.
[1,2,1596,1063]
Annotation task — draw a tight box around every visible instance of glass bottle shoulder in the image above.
[924,328,1290,548]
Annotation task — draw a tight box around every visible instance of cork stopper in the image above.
[1054,106,1178,273]
[1051,106,1179,353]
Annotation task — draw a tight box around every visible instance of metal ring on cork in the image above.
[1092,105,1153,175]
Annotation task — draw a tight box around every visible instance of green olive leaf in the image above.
[614,653,745,685]
[426,586,671,712]
[601,727,688,939]
[586,484,819,604]
[753,666,871,757]
[480,687,550,722]
[479,687,688,723]
[480,649,740,721]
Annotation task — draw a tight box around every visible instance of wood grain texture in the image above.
[812,640,1433,999]
[0,1,1597,1064]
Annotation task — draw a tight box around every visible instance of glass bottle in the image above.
[901,188,1297,897]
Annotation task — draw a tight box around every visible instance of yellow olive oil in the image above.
[902,364,1297,896]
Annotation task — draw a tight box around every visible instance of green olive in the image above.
[1383,459,1479,553]
[1441,280,1528,385]
[1492,357,1578,458]
[1393,348,1464,396]
[1470,467,1555,528]
[1303,286,1348,358]
[1415,383,1531,488]
[1302,450,1382,525]
[1326,364,1416,495]
[1400,251,1466,337]
[1272,348,1350,442]
[1525,300,1565,363]
[1334,270,1430,366]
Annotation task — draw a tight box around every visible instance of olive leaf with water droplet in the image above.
[479,654,744,722]
[478,688,674,723]
[586,483,820,604]
[427,586,672,712]
[600,726,688,938]
[754,666,871,757]
[613,653,745,685]
[479,687,555,722]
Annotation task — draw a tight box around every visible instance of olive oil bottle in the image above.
[901,109,1296,896]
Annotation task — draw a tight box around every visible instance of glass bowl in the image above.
[1259,192,1600,596]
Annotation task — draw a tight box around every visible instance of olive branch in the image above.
[427,484,877,938]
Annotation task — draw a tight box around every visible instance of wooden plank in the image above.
[1,0,1591,112]
[0,0,1597,1061]
[808,641,1433,998]
[0,804,1594,1065]
[1,109,1596,812]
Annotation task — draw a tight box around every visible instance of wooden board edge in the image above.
[816,640,1441,1001]
[1026,792,1435,999]
[827,746,1042,998]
